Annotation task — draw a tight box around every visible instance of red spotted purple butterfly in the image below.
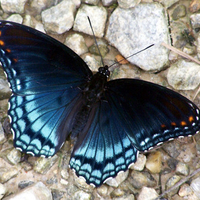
[0,21,199,187]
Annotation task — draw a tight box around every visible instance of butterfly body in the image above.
[0,20,200,187]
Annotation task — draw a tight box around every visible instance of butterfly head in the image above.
[98,66,110,78]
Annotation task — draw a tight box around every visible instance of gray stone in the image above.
[102,0,117,6]
[171,5,186,20]
[73,5,107,38]
[106,3,170,71]
[73,191,92,200]
[0,123,6,144]
[82,54,101,72]
[156,0,179,8]
[175,162,189,176]
[137,187,158,200]
[118,0,141,9]
[6,14,23,24]
[0,167,18,183]
[65,33,88,56]
[33,155,58,174]
[3,182,52,200]
[0,183,7,199]
[82,0,100,5]
[30,0,55,13]
[88,39,109,57]
[167,59,200,90]
[1,0,28,14]
[130,154,146,171]
[41,0,76,34]
[105,170,129,187]
[129,171,156,189]
[190,13,200,29]
[165,175,181,196]
[179,183,193,197]
[190,177,200,199]
[6,148,21,165]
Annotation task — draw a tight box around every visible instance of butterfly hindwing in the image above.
[106,79,200,151]
[70,100,138,186]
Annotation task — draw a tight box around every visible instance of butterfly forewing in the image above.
[0,21,92,157]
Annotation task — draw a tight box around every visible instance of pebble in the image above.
[3,182,52,200]
[6,14,23,23]
[145,151,162,174]
[165,175,181,197]
[118,0,141,9]
[41,0,76,34]
[82,0,99,5]
[130,154,146,171]
[30,0,54,13]
[106,3,170,71]
[189,0,200,13]
[6,148,21,165]
[158,0,179,8]
[102,0,117,6]
[175,161,189,176]
[105,170,129,187]
[167,59,200,90]
[171,5,186,20]
[73,190,91,200]
[73,4,107,38]
[129,170,156,189]
[0,167,18,183]
[137,187,158,200]
[179,183,193,197]
[33,155,58,174]
[190,177,200,199]
[88,39,109,57]
[65,33,88,56]
[0,183,7,199]
[1,0,27,14]
[0,123,6,144]
[112,194,135,200]
[190,13,200,30]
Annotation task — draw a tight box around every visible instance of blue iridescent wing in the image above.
[70,99,138,186]
[70,78,200,186]
[0,21,92,157]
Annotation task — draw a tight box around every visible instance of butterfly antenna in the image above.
[87,16,105,67]
[109,44,154,68]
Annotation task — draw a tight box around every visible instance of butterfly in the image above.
[0,20,200,187]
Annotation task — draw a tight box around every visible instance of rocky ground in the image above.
[0,0,200,199]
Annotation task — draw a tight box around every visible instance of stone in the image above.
[41,0,76,34]
[73,4,107,38]
[106,3,170,71]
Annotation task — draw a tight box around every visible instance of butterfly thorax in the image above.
[71,66,109,138]
[83,66,109,104]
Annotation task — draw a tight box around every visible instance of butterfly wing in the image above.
[0,21,92,157]
[106,79,200,151]
[70,78,200,186]
[70,99,138,186]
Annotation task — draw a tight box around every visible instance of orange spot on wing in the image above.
[181,121,187,126]
[13,58,18,63]
[161,124,166,128]
[5,48,11,53]
[189,116,194,123]
[0,40,4,46]
[171,122,176,126]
